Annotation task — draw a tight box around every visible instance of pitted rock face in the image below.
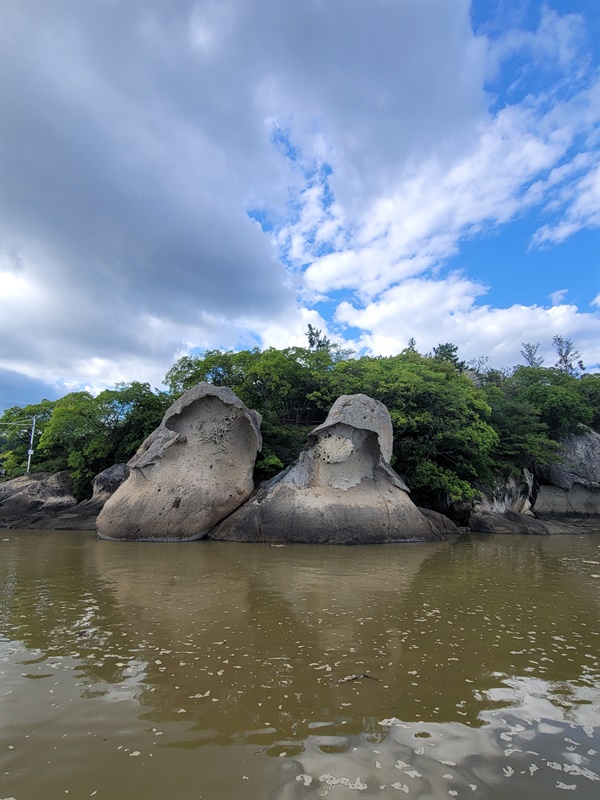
[311,424,380,491]
[96,384,262,541]
[310,393,394,463]
[212,393,439,544]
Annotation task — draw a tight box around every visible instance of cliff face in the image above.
[468,427,600,534]
[534,428,600,517]
[538,428,600,493]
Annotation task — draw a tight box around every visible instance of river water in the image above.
[1,531,599,800]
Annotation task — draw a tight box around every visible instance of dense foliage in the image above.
[0,383,171,499]
[1,335,598,506]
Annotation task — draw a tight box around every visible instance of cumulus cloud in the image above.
[0,0,598,407]
[549,289,568,306]
[296,81,597,298]
[335,275,599,370]
[1,0,488,396]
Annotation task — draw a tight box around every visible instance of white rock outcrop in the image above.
[96,384,262,541]
[211,394,440,544]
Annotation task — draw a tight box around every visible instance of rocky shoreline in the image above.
[1,385,598,540]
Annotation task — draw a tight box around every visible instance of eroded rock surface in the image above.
[535,484,600,517]
[97,384,262,541]
[91,463,130,504]
[0,471,77,528]
[539,428,600,492]
[211,394,440,544]
[534,428,600,517]
[474,469,536,515]
[0,464,131,531]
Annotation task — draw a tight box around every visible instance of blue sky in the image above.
[1,0,598,412]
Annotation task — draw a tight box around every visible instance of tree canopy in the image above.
[1,334,597,507]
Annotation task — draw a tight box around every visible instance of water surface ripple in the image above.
[1,531,599,799]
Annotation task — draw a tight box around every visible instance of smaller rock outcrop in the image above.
[97,384,262,541]
[418,507,461,535]
[468,509,594,535]
[211,394,440,544]
[473,470,536,515]
[0,471,77,528]
[535,484,600,517]
[0,465,130,530]
[91,463,130,504]
[539,428,600,492]
[469,510,550,535]
[535,428,600,517]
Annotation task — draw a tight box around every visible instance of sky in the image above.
[1,0,599,412]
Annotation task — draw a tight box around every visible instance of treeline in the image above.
[1,331,598,507]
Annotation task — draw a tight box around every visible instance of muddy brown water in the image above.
[1,530,599,800]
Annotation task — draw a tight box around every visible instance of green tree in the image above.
[34,384,171,499]
[506,366,592,436]
[520,341,544,368]
[578,373,600,432]
[432,342,467,372]
[306,324,331,351]
[552,335,583,376]
[484,384,558,472]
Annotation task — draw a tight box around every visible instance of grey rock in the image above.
[532,428,600,517]
[468,510,550,535]
[96,383,262,541]
[0,471,77,529]
[538,428,600,492]
[0,464,131,531]
[212,394,440,544]
[91,463,130,503]
[535,484,600,517]
[464,370,483,388]
[418,507,461,535]
[474,469,535,515]
[310,393,395,465]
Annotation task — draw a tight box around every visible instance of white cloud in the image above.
[1,0,598,404]
[297,81,597,305]
[531,163,600,247]
[484,5,589,83]
[334,275,599,370]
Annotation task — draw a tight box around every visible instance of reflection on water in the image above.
[1,532,599,799]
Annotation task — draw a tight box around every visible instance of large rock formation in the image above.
[96,384,262,541]
[211,394,440,544]
[467,428,600,533]
[535,484,600,516]
[539,428,600,492]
